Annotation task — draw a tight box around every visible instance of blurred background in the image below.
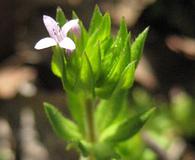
[0,0,195,159]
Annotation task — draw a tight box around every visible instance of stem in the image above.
[86,100,95,142]
[85,99,96,160]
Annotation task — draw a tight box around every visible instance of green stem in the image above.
[85,99,96,160]
[86,100,95,142]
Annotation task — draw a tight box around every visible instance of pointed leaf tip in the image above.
[56,7,66,27]
[131,27,149,66]
[89,5,103,34]
[57,6,62,12]
[72,11,79,19]
[141,107,155,121]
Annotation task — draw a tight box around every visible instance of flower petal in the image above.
[61,19,79,36]
[43,15,60,41]
[59,37,76,50]
[34,37,57,50]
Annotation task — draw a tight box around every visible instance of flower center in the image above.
[52,27,64,42]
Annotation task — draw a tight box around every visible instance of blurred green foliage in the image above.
[121,87,195,159]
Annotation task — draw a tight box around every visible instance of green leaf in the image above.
[95,34,131,98]
[97,38,114,84]
[89,5,103,35]
[116,134,148,160]
[69,11,88,56]
[105,33,131,81]
[72,17,89,56]
[51,46,64,77]
[111,96,130,124]
[60,55,77,92]
[87,12,111,51]
[113,61,136,94]
[67,92,86,136]
[85,13,111,82]
[93,142,119,160]
[71,11,88,55]
[56,7,66,27]
[95,93,127,133]
[98,13,111,40]
[131,27,149,66]
[80,22,89,52]
[78,52,95,95]
[78,140,91,157]
[95,85,115,99]
[100,37,114,58]
[72,10,79,19]
[99,108,155,142]
[88,43,101,82]
[97,19,129,90]
[111,18,128,57]
[85,36,103,84]
[44,102,82,142]
[100,18,128,78]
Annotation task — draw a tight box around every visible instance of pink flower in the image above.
[35,15,79,51]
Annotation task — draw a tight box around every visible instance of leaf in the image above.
[95,34,131,98]
[99,108,155,142]
[67,92,86,135]
[96,38,114,85]
[117,17,128,39]
[116,134,147,160]
[96,18,130,93]
[105,33,131,81]
[78,21,89,54]
[111,96,130,124]
[78,140,91,157]
[85,37,102,83]
[86,12,111,52]
[89,5,103,35]
[56,7,66,27]
[98,13,111,40]
[72,10,79,19]
[71,11,88,54]
[85,13,111,83]
[71,11,88,55]
[60,55,77,92]
[95,93,127,133]
[100,37,113,58]
[51,47,78,92]
[131,27,149,66]
[78,52,95,95]
[113,61,136,94]
[51,46,64,77]
[95,85,116,99]
[88,43,101,82]
[100,19,128,80]
[93,142,119,160]
[111,18,128,57]
[69,11,88,56]
[44,102,82,142]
